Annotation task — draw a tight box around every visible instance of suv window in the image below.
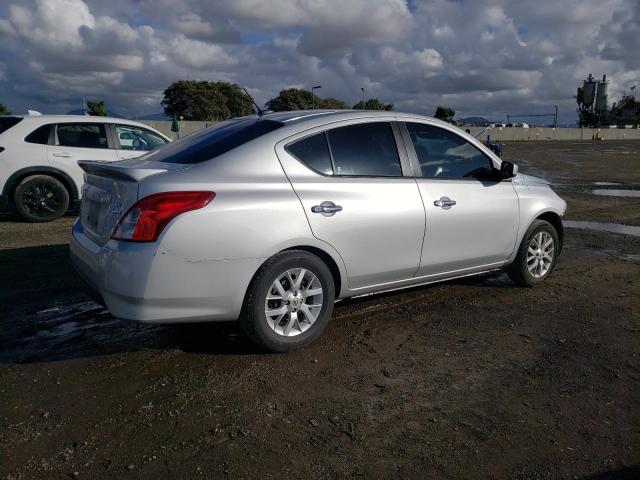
[406,122,495,179]
[25,125,51,145]
[0,117,23,135]
[285,132,333,175]
[152,118,283,164]
[327,122,401,177]
[57,123,108,149]
[115,124,168,151]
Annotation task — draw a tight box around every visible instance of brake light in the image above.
[113,191,215,242]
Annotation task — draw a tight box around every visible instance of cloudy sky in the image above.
[0,0,638,123]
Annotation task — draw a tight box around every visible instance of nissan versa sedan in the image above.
[70,110,566,352]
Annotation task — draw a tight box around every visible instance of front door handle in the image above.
[311,201,343,216]
[53,152,73,158]
[434,196,456,210]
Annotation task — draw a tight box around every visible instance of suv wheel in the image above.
[507,219,559,287]
[14,175,70,223]
[240,251,335,352]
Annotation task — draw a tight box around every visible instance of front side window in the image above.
[115,125,168,151]
[406,122,494,179]
[57,123,108,149]
[285,132,333,175]
[327,122,401,177]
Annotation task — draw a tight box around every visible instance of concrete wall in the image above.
[467,126,640,142]
[139,121,215,140]
[140,120,640,142]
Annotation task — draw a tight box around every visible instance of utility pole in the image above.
[361,87,365,109]
[311,85,322,109]
[554,105,558,128]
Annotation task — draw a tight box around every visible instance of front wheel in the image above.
[507,219,559,287]
[239,251,335,352]
[13,175,69,222]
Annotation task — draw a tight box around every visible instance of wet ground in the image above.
[1,141,639,479]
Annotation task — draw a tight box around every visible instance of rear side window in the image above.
[151,118,283,164]
[25,125,51,145]
[115,124,168,151]
[0,117,23,135]
[57,123,108,149]
[327,122,401,176]
[285,133,333,175]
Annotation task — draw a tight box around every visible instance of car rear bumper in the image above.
[70,219,263,323]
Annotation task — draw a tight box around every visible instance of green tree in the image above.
[266,88,318,111]
[87,100,108,116]
[434,106,456,124]
[0,103,12,115]
[162,80,253,121]
[211,82,254,117]
[319,97,349,109]
[352,98,393,111]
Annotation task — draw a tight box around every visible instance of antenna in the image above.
[243,88,265,116]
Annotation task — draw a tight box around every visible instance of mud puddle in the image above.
[591,189,640,198]
[564,220,640,237]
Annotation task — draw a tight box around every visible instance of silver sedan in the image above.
[70,110,566,352]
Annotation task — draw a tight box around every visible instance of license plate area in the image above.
[81,184,112,233]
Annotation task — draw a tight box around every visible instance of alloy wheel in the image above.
[527,231,554,278]
[264,268,324,337]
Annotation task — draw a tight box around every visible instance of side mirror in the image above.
[499,161,518,179]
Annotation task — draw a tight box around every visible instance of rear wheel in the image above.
[239,251,335,352]
[507,219,559,287]
[14,175,69,222]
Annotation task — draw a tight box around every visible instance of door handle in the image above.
[434,196,456,210]
[53,152,73,158]
[311,201,342,216]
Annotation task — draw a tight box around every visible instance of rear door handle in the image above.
[53,152,73,158]
[311,201,342,216]
[434,196,456,209]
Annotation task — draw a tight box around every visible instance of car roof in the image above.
[258,109,454,129]
[5,114,143,124]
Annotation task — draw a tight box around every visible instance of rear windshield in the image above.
[147,118,283,164]
[0,117,23,135]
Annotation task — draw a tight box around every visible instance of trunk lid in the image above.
[78,159,190,245]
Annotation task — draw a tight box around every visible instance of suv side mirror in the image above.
[499,160,518,179]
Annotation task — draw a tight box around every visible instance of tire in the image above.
[239,250,335,352]
[13,175,69,223]
[507,219,559,287]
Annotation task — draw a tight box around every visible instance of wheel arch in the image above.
[535,211,564,251]
[281,245,342,299]
[2,166,79,207]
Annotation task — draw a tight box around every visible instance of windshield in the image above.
[144,118,284,164]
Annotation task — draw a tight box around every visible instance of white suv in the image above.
[0,115,170,222]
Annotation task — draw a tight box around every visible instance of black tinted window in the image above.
[0,117,23,135]
[151,118,283,164]
[57,123,108,149]
[327,123,401,176]
[25,125,51,144]
[406,123,494,179]
[285,133,333,175]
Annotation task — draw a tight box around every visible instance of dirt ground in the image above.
[1,141,639,480]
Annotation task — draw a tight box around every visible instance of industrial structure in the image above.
[577,74,639,127]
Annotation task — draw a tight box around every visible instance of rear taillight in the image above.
[113,191,215,242]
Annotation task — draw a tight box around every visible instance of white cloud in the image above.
[0,0,637,123]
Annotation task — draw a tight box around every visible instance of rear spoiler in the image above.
[78,160,185,182]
